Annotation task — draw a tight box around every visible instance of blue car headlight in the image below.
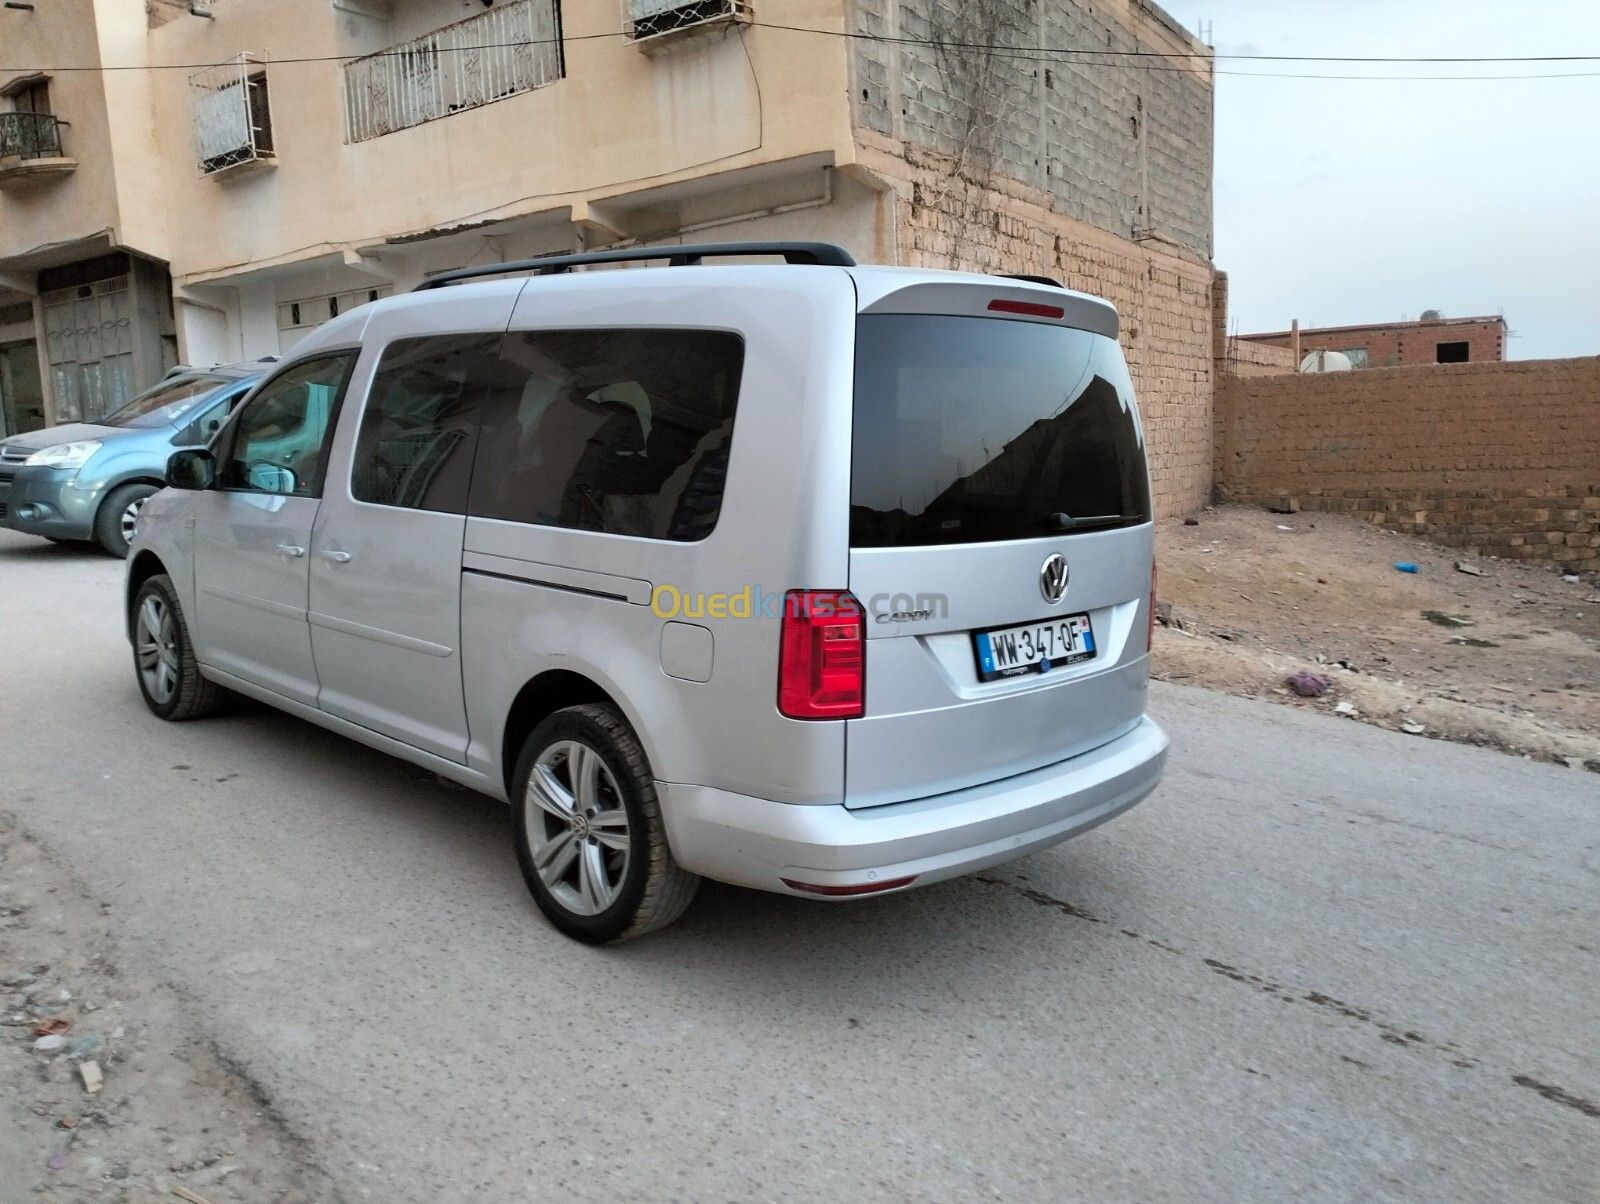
[24,440,102,471]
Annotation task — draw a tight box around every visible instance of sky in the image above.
[1176,0,1600,360]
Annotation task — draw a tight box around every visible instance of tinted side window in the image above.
[219,355,354,497]
[470,329,743,542]
[174,386,250,447]
[350,334,500,513]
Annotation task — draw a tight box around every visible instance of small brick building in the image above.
[1239,315,1508,369]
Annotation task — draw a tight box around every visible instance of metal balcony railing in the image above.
[628,0,750,43]
[342,0,563,144]
[189,55,274,175]
[0,112,65,161]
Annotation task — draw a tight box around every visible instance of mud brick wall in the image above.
[1216,358,1600,570]
[1224,339,1299,377]
[852,136,1216,517]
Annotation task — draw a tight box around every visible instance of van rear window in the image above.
[850,315,1151,548]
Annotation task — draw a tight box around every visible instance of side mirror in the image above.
[247,462,298,493]
[167,448,216,490]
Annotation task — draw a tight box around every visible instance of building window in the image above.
[1436,341,1469,364]
[0,76,64,161]
[189,56,274,175]
[276,287,392,353]
[1335,347,1369,369]
[11,80,51,117]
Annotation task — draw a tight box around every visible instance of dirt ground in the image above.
[0,818,334,1203]
[1153,505,1600,769]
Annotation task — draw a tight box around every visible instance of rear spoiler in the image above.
[856,280,1119,340]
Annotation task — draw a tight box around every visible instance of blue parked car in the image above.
[0,360,270,556]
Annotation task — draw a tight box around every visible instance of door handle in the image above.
[319,549,352,563]
[276,544,306,558]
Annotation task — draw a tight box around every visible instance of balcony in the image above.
[342,0,564,144]
[189,56,276,177]
[627,0,751,48]
[0,112,75,184]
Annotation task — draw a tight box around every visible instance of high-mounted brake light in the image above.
[988,298,1066,320]
[778,590,865,719]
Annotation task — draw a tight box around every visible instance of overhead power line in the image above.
[751,21,1600,64]
[2,20,1597,80]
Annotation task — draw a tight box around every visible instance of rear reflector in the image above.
[1148,561,1158,652]
[988,298,1066,320]
[778,590,865,719]
[781,876,918,897]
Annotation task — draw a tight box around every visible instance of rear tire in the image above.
[96,483,159,558]
[132,574,228,721]
[511,704,699,943]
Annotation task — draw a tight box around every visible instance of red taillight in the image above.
[1148,561,1158,652]
[778,589,865,719]
[781,876,917,896]
[988,298,1066,320]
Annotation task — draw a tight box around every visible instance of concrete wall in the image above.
[1216,358,1600,570]
[850,0,1213,258]
[1242,318,1508,368]
[0,1,120,264]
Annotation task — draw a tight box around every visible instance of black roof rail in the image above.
[1002,273,1066,288]
[413,241,857,292]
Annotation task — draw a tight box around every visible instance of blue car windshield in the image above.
[103,375,232,429]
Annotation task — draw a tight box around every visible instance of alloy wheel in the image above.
[120,496,147,545]
[135,594,179,705]
[524,739,632,916]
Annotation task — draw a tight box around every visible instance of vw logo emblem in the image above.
[1040,554,1069,604]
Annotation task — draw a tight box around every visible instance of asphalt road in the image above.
[1,528,1596,1203]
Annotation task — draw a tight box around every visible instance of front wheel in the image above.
[96,483,159,558]
[132,574,228,720]
[511,704,699,943]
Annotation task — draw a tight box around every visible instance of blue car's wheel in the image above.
[96,483,158,558]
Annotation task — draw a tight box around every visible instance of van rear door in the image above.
[845,291,1155,809]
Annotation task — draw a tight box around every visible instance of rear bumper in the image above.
[0,466,98,540]
[659,715,1167,896]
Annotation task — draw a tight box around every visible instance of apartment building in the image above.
[1,0,1215,512]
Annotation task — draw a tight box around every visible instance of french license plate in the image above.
[973,614,1095,681]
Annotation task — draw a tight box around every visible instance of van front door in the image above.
[191,354,356,706]
[307,330,505,762]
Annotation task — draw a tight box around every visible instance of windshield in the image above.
[102,375,232,430]
[851,314,1151,548]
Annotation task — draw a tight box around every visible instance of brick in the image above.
[1212,355,1600,568]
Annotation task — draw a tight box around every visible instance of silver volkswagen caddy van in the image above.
[126,243,1167,943]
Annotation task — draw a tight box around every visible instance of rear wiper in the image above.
[1043,512,1133,533]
